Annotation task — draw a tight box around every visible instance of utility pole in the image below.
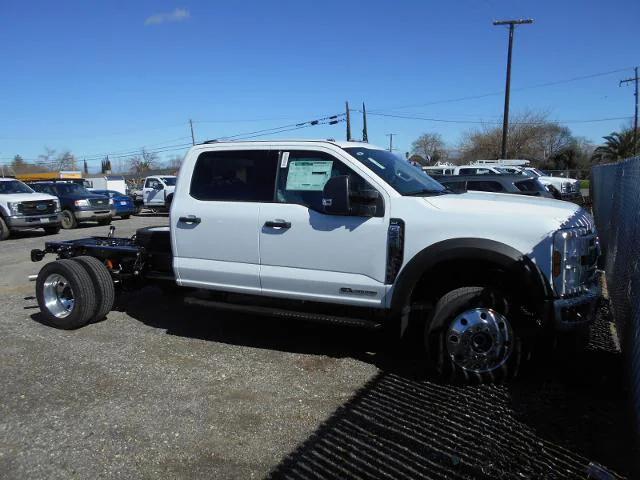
[189,119,195,145]
[386,133,396,152]
[362,103,369,142]
[493,18,533,159]
[620,67,639,155]
[345,101,352,141]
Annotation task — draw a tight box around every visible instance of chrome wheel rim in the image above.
[446,308,513,373]
[43,273,75,318]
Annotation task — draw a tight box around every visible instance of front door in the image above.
[172,149,278,293]
[144,177,164,206]
[259,149,389,307]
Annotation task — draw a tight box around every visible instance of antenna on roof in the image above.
[362,103,369,142]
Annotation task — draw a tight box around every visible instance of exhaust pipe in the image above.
[28,275,37,282]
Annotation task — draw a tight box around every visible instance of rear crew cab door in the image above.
[258,148,390,307]
[172,148,278,293]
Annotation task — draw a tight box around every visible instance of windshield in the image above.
[344,147,446,195]
[54,183,92,195]
[0,180,34,194]
[162,177,176,186]
[523,168,544,178]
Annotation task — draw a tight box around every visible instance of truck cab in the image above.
[143,175,176,211]
[31,141,601,382]
[0,177,62,240]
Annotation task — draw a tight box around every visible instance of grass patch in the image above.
[580,179,590,189]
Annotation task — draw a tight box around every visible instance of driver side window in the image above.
[276,151,372,212]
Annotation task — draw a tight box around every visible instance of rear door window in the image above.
[190,150,278,202]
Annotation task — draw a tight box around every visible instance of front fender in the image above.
[390,237,552,314]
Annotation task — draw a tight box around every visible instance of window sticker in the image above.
[285,160,333,191]
[280,152,290,168]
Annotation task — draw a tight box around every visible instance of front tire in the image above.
[0,217,10,240]
[60,210,77,229]
[36,259,97,329]
[426,287,522,383]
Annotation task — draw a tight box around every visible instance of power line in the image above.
[368,66,636,113]
[358,110,633,125]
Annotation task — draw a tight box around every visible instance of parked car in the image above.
[30,140,600,383]
[435,174,555,198]
[91,190,136,219]
[142,175,176,212]
[0,177,62,240]
[29,181,115,229]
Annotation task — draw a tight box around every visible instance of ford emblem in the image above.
[36,204,47,211]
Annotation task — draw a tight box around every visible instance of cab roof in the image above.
[198,139,387,151]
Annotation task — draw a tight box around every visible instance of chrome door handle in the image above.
[178,215,201,224]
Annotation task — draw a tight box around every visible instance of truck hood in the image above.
[538,176,579,188]
[0,192,58,203]
[423,191,593,231]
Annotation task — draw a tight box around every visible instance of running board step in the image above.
[183,296,383,330]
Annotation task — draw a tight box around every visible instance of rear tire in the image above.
[425,287,522,383]
[36,259,97,329]
[120,215,130,220]
[61,210,77,229]
[0,217,9,240]
[43,225,61,235]
[71,256,115,322]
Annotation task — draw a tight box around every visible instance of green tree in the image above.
[591,129,638,164]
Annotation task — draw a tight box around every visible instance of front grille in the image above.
[89,198,109,208]
[18,200,56,216]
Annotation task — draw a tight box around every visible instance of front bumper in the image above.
[551,282,601,331]
[74,208,115,221]
[6,213,62,229]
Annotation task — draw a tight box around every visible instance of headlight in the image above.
[552,227,590,297]
[74,199,90,207]
[7,202,22,216]
[53,199,61,212]
[108,198,114,205]
[561,182,570,193]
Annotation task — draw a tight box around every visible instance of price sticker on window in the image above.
[285,160,333,191]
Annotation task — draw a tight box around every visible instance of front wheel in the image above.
[60,210,77,229]
[426,287,522,383]
[0,216,9,240]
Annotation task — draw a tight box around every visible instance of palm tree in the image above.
[591,129,638,163]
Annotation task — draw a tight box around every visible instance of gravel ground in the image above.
[0,215,632,479]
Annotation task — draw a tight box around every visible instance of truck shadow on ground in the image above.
[114,288,632,479]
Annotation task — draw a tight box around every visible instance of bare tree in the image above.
[166,155,183,170]
[55,151,77,171]
[458,110,576,164]
[411,133,447,165]
[129,149,158,174]
[37,147,56,171]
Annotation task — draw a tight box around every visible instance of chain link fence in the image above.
[591,156,640,464]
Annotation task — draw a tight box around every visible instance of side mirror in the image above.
[322,176,350,215]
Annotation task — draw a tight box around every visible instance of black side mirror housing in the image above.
[322,175,351,215]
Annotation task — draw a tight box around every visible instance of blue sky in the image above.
[0,0,638,172]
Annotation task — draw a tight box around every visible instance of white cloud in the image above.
[144,8,190,26]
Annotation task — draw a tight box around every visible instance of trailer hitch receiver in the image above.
[30,249,46,262]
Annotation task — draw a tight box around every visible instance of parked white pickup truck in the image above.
[142,175,176,212]
[0,177,62,240]
[29,141,601,382]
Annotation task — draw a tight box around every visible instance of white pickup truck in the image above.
[0,177,62,240]
[29,141,601,382]
[142,175,176,212]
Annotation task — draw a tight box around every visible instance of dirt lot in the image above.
[0,215,632,479]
